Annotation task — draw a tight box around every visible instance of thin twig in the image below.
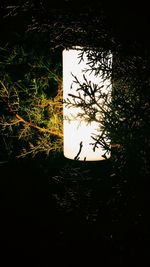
[15,114,63,138]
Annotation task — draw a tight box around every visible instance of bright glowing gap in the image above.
[63,47,112,161]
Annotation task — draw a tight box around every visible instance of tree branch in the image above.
[15,114,63,138]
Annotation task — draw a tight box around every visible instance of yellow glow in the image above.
[63,47,112,161]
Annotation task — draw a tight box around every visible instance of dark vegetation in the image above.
[0,1,150,266]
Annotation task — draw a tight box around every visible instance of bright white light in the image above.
[63,47,112,161]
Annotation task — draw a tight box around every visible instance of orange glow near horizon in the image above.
[63,47,112,161]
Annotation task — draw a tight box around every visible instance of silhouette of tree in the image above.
[0,1,149,176]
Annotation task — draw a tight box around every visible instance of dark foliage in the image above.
[0,2,150,266]
[0,0,150,176]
